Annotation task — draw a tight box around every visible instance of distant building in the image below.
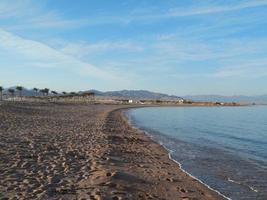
[178,99,184,103]
[128,99,133,103]
[81,92,95,98]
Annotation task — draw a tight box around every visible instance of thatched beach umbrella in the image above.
[8,88,15,100]
[33,88,39,96]
[0,86,3,101]
[16,86,23,99]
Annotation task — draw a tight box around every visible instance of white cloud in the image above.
[214,59,267,78]
[83,0,267,25]
[0,0,89,30]
[1,0,267,93]
[0,28,121,80]
[3,0,266,30]
[169,59,267,79]
[148,33,267,65]
[168,0,267,17]
[60,41,143,59]
[9,15,88,30]
[0,0,32,19]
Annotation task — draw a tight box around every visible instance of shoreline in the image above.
[103,106,226,199]
[122,108,230,200]
[0,102,226,199]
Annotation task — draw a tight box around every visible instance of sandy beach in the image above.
[0,102,225,200]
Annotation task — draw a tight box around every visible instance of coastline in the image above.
[0,102,226,199]
[124,105,267,200]
[121,107,230,200]
[124,108,232,199]
[125,109,229,199]
[101,107,226,199]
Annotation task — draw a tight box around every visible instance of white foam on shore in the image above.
[125,110,231,199]
[227,178,258,193]
[157,140,232,200]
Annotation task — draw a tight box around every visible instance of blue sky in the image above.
[0,0,267,95]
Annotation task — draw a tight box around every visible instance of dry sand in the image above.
[0,102,225,200]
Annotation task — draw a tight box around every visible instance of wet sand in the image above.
[0,102,225,199]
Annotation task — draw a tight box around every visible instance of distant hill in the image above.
[90,90,267,103]
[2,87,36,96]
[2,87,267,104]
[2,88,183,101]
[183,95,267,104]
[88,90,183,101]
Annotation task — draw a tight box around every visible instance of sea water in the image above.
[128,106,267,200]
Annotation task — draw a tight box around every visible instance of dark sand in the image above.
[0,102,225,200]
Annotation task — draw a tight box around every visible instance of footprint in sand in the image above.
[112,196,122,200]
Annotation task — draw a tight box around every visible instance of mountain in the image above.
[2,88,183,101]
[3,87,267,104]
[88,90,183,101]
[90,90,267,104]
[2,87,36,96]
[183,95,267,104]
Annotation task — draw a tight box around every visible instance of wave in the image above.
[227,178,258,193]
[146,131,231,200]
[126,107,267,200]
[126,113,231,200]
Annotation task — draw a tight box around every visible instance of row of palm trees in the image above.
[0,86,23,100]
[0,85,96,100]
[0,86,3,101]
[0,86,70,101]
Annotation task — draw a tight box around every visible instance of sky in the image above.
[0,0,267,96]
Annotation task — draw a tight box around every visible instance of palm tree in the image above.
[39,89,44,96]
[8,89,15,100]
[44,88,49,96]
[16,86,23,99]
[51,91,58,95]
[40,88,49,96]
[33,88,38,96]
[0,86,3,101]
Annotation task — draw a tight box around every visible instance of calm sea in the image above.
[127,106,267,200]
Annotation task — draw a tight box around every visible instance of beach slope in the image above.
[0,102,225,199]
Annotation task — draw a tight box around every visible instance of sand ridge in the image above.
[0,102,225,199]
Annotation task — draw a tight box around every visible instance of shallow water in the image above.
[128,106,267,200]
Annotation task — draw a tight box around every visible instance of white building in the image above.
[178,99,184,103]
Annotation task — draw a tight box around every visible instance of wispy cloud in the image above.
[168,0,267,17]
[0,0,32,19]
[1,0,267,94]
[0,0,88,30]
[157,37,267,60]
[0,28,121,80]
[80,0,267,25]
[168,58,267,79]
[3,0,267,30]
[91,34,267,80]
[60,41,143,59]
[9,14,89,30]
[214,59,267,78]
